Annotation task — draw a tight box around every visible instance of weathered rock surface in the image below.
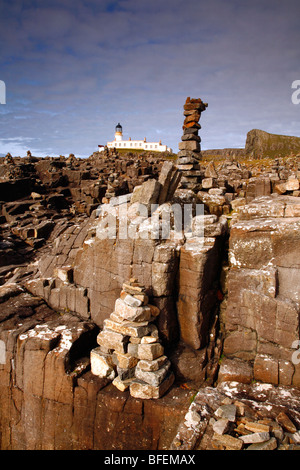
[170,381,300,450]
[0,285,191,450]
[222,195,300,387]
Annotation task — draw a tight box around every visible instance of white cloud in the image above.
[0,137,42,157]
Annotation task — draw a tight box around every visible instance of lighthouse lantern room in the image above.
[114,123,123,141]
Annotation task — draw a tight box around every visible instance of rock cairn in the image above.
[4,152,14,165]
[90,279,174,399]
[177,97,208,191]
[103,173,119,202]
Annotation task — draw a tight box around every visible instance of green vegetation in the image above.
[189,392,198,404]
[114,148,178,160]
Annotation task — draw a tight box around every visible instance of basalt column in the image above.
[177,97,208,191]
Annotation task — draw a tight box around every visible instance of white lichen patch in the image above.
[83,238,95,247]
[220,381,241,397]
[54,328,73,353]
[184,409,201,431]
[254,383,273,392]
[18,324,58,342]
[228,250,242,267]
[53,324,84,353]
[18,323,84,355]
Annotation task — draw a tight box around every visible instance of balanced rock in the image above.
[177,97,208,191]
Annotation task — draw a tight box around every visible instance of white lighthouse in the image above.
[114,123,123,142]
[99,123,172,153]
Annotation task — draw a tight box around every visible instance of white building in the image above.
[98,123,172,153]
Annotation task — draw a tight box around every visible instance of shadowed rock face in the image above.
[0,285,191,450]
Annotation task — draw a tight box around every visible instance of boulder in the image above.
[130,179,162,213]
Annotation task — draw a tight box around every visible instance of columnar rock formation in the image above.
[25,160,227,388]
[177,97,208,190]
[0,284,189,450]
[221,195,300,387]
[91,279,174,399]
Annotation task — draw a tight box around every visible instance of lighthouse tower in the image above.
[114,123,123,142]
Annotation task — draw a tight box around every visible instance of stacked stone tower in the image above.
[177,97,208,190]
[90,279,174,399]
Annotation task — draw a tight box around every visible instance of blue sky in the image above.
[0,0,299,158]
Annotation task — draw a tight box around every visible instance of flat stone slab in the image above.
[246,437,278,450]
[97,328,128,354]
[129,372,175,400]
[114,298,152,322]
[240,431,270,444]
[104,318,150,338]
[215,404,236,422]
[212,433,244,450]
[135,360,171,386]
[137,342,164,361]
[212,418,230,435]
[137,355,168,372]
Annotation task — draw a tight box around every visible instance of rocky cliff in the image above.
[245,129,300,158]
[202,129,300,160]
[1,168,300,449]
